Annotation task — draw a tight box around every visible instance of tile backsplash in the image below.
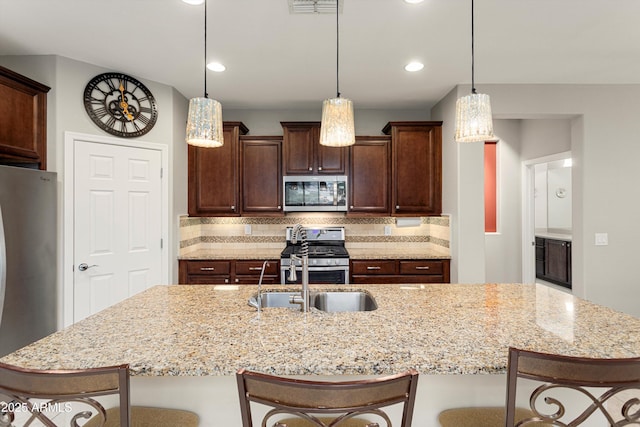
[179,214,450,256]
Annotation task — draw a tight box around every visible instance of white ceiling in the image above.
[1,0,639,111]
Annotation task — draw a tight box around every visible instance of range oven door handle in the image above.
[283,265,349,272]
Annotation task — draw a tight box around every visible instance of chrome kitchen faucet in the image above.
[288,224,310,312]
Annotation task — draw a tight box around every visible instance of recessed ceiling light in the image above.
[182,0,204,5]
[207,62,226,72]
[404,62,424,72]
[404,0,424,4]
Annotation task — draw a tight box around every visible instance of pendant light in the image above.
[186,0,224,148]
[319,0,355,147]
[454,0,494,143]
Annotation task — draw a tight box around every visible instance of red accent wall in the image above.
[484,142,497,233]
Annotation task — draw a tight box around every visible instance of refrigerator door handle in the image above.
[0,205,6,326]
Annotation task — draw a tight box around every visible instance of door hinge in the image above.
[160,168,163,178]
[160,238,163,249]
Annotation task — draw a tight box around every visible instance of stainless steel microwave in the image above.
[283,175,347,212]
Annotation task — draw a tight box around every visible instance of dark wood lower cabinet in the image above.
[351,259,450,284]
[535,237,572,289]
[179,260,280,285]
[181,259,450,285]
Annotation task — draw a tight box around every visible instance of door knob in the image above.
[78,263,98,272]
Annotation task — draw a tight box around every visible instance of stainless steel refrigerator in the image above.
[0,165,57,357]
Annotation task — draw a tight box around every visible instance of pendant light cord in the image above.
[203,0,208,98]
[336,0,340,98]
[471,0,476,94]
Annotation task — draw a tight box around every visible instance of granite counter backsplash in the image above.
[179,215,450,258]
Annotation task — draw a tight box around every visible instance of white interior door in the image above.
[73,139,163,322]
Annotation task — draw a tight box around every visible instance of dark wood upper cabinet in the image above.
[383,121,442,216]
[240,136,283,216]
[188,122,248,216]
[0,66,50,169]
[281,122,346,175]
[348,136,391,215]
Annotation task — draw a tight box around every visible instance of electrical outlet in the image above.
[384,225,392,236]
[595,233,608,246]
[244,224,252,235]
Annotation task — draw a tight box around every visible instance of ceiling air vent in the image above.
[288,0,344,14]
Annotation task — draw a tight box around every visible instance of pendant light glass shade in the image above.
[186,97,223,147]
[454,91,494,142]
[454,0,494,143]
[319,0,355,147]
[185,0,224,148]
[319,97,355,147]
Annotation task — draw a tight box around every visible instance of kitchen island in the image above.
[2,284,639,425]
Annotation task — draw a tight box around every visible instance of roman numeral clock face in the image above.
[83,72,158,138]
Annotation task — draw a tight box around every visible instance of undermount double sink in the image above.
[248,290,378,312]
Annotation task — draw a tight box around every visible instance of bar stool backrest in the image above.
[506,347,640,426]
[236,368,419,427]
[0,362,130,427]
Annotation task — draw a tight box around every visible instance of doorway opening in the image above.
[522,152,572,288]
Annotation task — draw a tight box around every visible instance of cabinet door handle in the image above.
[350,206,354,209]
[318,167,323,171]
[225,278,229,283]
[248,267,262,271]
[415,266,430,270]
[200,267,215,271]
[308,167,313,171]
[235,278,239,283]
[367,266,381,270]
[278,205,281,209]
[396,205,400,209]
[230,205,235,210]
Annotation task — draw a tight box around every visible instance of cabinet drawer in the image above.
[185,261,231,275]
[399,260,443,275]
[186,276,230,285]
[351,260,396,275]
[235,260,279,275]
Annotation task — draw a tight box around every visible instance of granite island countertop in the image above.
[179,248,282,260]
[2,284,638,377]
[179,247,451,260]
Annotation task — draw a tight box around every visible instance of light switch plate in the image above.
[244,224,252,235]
[595,233,608,246]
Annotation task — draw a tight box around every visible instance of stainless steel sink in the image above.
[248,290,377,312]
[313,291,377,312]
[249,291,301,309]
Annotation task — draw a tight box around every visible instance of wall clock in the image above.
[83,72,158,138]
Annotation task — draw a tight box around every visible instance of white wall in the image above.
[520,118,572,161]
[534,163,549,229]
[547,166,572,229]
[432,87,486,283]
[223,108,429,136]
[433,84,640,316]
[485,119,523,283]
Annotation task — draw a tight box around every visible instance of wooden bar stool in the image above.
[438,347,640,426]
[0,362,199,427]
[236,368,419,427]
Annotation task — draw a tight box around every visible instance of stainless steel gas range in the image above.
[280,226,349,285]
